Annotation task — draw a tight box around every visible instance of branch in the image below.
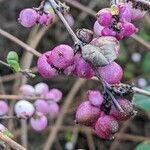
[0,132,27,150]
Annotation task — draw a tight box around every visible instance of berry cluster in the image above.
[94,1,146,40]
[75,90,134,139]
[0,83,62,132]
[18,2,55,28]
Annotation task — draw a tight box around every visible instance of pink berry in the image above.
[38,13,53,26]
[35,82,49,96]
[63,64,76,76]
[110,98,134,121]
[46,89,62,102]
[14,100,35,119]
[75,101,100,126]
[118,3,132,22]
[93,21,104,37]
[122,22,137,37]
[19,84,35,96]
[74,54,94,79]
[97,9,112,27]
[47,101,59,118]
[34,100,49,115]
[19,8,38,28]
[30,112,48,131]
[98,61,123,84]
[102,27,116,37]
[95,115,119,139]
[0,100,8,116]
[48,44,74,69]
[37,52,58,78]
[87,90,104,107]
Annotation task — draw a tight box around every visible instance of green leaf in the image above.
[143,53,150,73]
[135,141,150,150]
[3,130,14,138]
[7,51,19,63]
[64,132,73,142]
[134,86,150,111]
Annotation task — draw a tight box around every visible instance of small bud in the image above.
[76,28,94,44]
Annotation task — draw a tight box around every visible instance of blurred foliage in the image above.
[135,141,150,150]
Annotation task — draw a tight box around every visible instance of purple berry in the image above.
[35,82,49,96]
[47,101,59,118]
[93,21,104,37]
[19,8,38,28]
[74,54,94,79]
[38,13,53,26]
[87,90,104,107]
[37,52,58,78]
[102,27,116,37]
[0,100,8,116]
[48,44,74,69]
[14,100,35,119]
[34,100,49,115]
[98,61,123,84]
[19,84,35,96]
[110,98,134,121]
[30,112,48,131]
[46,89,62,102]
[95,115,119,139]
[122,22,137,37]
[97,9,112,27]
[75,101,100,126]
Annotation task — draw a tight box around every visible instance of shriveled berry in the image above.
[37,52,58,78]
[35,82,49,96]
[19,84,35,96]
[97,9,112,27]
[30,112,48,131]
[48,44,74,69]
[46,89,62,102]
[110,98,134,121]
[34,100,49,115]
[75,101,100,126]
[98,61,123,84]
[14,100,35,119]
[0,100,8,116]
[95,115,119,139]
[19,8,38,28]
[87,90,104,107]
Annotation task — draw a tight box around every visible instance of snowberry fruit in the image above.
[87,90,104,107]
[19,8,38,28]
[35,82,49,96]
[96,9,112,27]
[75,101,100,126]
[110,98,134,121]
[34,100,49,115]
[19,84,35,96]
[102,27,116,37]
[46,89,62,102]
[63,64,76,76]
[93,21,104,37]
[30,112,48,131]
[37,52,58,78]
[98,61,123,84]
[38,13,53,26]
[0,100,8,116]
[48,101,59,118]
[14,100,35,118]
[95,115,119,139]
[48,44,74,69]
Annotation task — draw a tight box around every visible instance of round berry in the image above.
[0,100,8,116]
[97,9,112,27]
[46,89,62,102]
[34,100,49,115]
[87,90,104,107]
[38,13,53,26]
[48,101,59,118]
[93,21,104,37]
[101,27,116,37]
[95,115,119,139]
[48,44,74,69]
[14,100,35,119]
[19,84,35,96]
[110,98,134,121]
[75,101,100,126]
[37,52,58,78]
[30,112,48,131]
[98,61,123,84]
[35,82,49,96]
[19,8,38,28]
